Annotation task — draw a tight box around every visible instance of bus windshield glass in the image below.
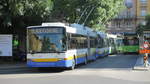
[123,37,139,46]
[27,27,66,53]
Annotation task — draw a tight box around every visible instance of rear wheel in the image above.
[69,58,75,70]
[94,53,97,60]
[84,56,88,65]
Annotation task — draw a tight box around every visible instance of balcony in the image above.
[114,14,136,20]
[140,1,147,6]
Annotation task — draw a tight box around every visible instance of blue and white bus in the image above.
[96,32,109,57]
[107,34,117,54]
[27,22,97,69]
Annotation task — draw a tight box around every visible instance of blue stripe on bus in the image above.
[27,60,73,67]
[76,57,85,64]
[96,53,109,57]
[27,55,97,68]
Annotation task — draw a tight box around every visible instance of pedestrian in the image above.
[144,54,149,67]
[143,40,150,67]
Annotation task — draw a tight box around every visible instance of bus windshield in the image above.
[27,27,66,53]
[123,37,139,46]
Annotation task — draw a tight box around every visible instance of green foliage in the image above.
[136,14,150,36]
[87,0,125,30]
[136,24,145,36]
[0,0,53,28]
[145,14,150,29]
[51,0,125,30]
[0,0,124,31]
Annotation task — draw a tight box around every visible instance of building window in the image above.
[141,10,147,16]
[126,22,129,27]
[128,21,132,27]
[140,6,147,16]
[111,21,114,27]
[118,22,120,28]
[140,0,147,3]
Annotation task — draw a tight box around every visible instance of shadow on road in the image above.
[76,54,139,70]
[0,67,66,75]
[0,54,139,75]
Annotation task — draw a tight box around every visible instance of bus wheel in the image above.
[84,56,88,65]
[69,59,76,70]
[94,54,97,61]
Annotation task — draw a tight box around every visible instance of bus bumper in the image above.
[27,60,73,68]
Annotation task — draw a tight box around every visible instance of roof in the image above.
[27,22,97,37]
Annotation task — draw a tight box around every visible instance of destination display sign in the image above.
[30,28,63,34]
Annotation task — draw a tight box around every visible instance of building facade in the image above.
[107,0,150,34]
[136,0,150,25]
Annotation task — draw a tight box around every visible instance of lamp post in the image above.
[125,0,133,33]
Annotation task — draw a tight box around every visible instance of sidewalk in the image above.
[133,55,150,70]
[0,62,27,70]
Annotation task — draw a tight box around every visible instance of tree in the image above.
[0,0,125,31]
[23,0,53,26]
[51,0,125,30]
[84,0,125,30]
[136,14,150,36]
[136,24,145,36]
[145,14,150,29]
[0,0,53,30]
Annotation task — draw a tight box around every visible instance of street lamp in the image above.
[123,0,133,36]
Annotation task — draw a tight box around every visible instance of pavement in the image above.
[0,55,150,84]
[0,54,149,71]
[0,62,27,70]
[133,54,150,70]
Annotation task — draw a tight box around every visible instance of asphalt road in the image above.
[0,54,150,84]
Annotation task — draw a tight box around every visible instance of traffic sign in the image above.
[139,49,150,54]
[139,41,150,54]
[141,41,150,49]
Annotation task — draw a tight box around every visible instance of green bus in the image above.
[116,36,123,53]
[121,34,139,54]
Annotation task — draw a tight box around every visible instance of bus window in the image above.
[123,37,139,46]
[27,27,66,53]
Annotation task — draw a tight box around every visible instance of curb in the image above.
[0,63,27,70]
[0,66,27,70]
[133,55,150,70]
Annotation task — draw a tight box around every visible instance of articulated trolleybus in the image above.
[27,22,97,69]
